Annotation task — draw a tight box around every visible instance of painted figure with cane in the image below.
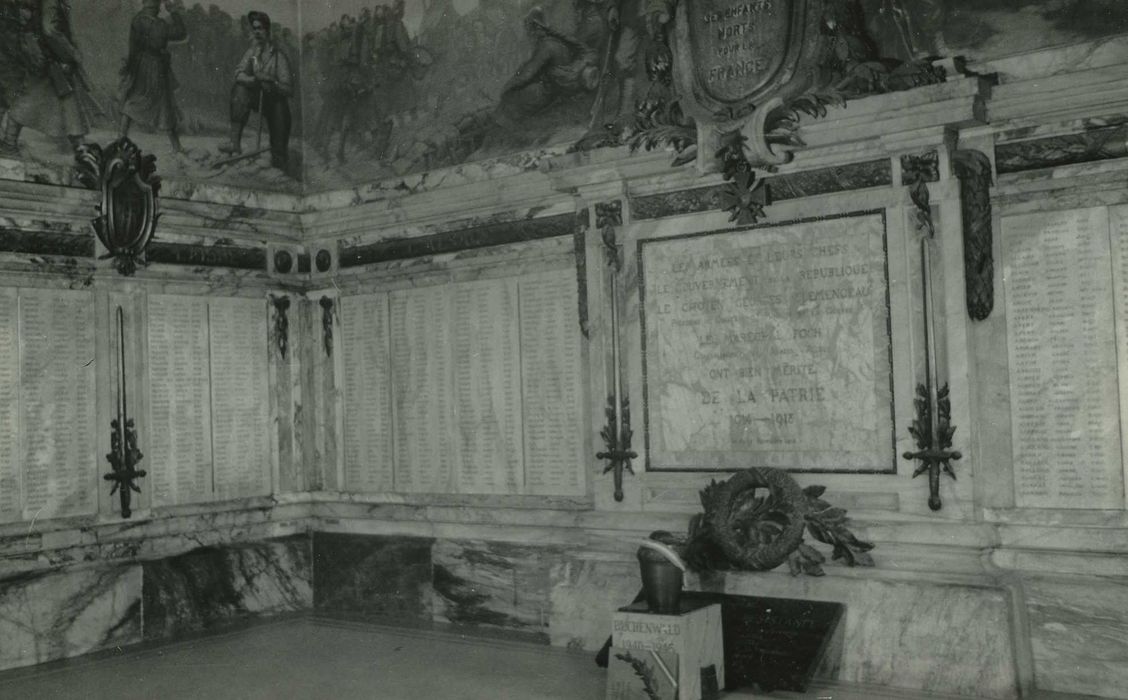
[217,10,293,170]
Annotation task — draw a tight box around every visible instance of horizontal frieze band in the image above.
[0,229,95,258]
[996,123,1128,174]
[337,213,579,268]
[630,159,893,220]
[145,241,268,270]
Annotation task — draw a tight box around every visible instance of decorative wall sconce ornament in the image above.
[75,138,161,276]
[104,306,146,518]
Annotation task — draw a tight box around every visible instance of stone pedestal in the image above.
[609,599,724,700]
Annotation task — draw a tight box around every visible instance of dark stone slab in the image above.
[339,213,577,268]
[146,241,267,270]
[684,592,845,693]
[630,159,892,220]
[142,535,312,641]
[431,539,560,643]
[312,533,434,623]
[996,124,1128,174]
[0,229,94,257]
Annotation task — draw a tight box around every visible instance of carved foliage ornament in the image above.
[952,149,994,321]
[75,138,161,276]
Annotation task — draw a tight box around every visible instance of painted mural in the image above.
[299,0,1128,189]
[1,1,1127,195]
[0,0,303,192]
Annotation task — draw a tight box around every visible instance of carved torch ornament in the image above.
[104,306,146,518]
[594,202,637,501]
[75,138,161,276]
[900,156,962,510]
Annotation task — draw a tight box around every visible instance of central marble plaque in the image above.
[640,212,894,472]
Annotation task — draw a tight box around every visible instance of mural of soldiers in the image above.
[0,0,99,156]
[865,0,947,62]
[498,6,598,120]
[218,11,293,170]
[118,0,188,152]
[577,0,646,135]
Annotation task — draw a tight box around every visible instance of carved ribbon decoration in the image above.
[593,202,637,502]
[104,306,146,518]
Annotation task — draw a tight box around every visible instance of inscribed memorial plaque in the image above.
[450,278,523,495]
[390,286,455,493]
[208,297,271,500]
[519,269,587,496]
[640,213,894,472]
[1003,208,1124,509]
[18,289,96,518]
[341,293,395,493]
[148,295,213,506]
[0,288,19,520]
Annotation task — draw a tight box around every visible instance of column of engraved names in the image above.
[209,298,271,500]
[148,295,212,506]
[450,279,523,494]
[18,289,95,518]
[1107,204,1128,505]
[341,293,394,492]
[390,286,455,493]
[0,289,18,520]
[519,270,585,496]
[1004,208,1121,509]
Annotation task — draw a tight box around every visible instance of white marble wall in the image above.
[0,564,142,671]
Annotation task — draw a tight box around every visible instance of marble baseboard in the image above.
[0,564,142,671]
[547,558,641,651]
[432,540,562,642]
[143,535,312,641]
[1026,577,1128,699]
[312,532,434,622]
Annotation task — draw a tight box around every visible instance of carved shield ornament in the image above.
[673,0,827,125]
[75,138,161,276]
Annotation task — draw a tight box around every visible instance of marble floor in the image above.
[0,616,604,700]
[0,616,1090,700]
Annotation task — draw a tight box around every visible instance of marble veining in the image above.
[312,533,433,623]
[142,535,311,641]
[0,564,142,671]
[1026,577,1128,699]
[432,540,563,641]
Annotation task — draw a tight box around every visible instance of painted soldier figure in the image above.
[218,11,293,170]
[118,0,188,152]
[0,0,98,155]
[576,0,645,134]
[499,6,598,120]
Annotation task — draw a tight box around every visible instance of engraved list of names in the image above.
[1003,207,1126,509]
[641,213,894,472]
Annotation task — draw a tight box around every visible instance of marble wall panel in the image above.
[0,564,142,671]
[432,540,564,643]
[312,533,433,623]
[718,574,1018,699]
[1026,577,1128,698]
[142,535,311,641]
[547,557,641,651]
